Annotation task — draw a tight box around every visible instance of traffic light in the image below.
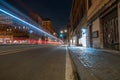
[60,33,63,38]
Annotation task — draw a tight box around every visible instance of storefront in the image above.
[101,5,119,50]
[0,35,13,44]
[80,29,87,47]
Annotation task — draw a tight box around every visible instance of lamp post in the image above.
[59,29,67,44]
[64,29,67,33]
[64,29,67,44]
[60,30,63,33]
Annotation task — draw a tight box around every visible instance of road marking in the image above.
[0,47,43,56]
[0,48,33,56]
[65,46,75,80]
[0,45,58,56]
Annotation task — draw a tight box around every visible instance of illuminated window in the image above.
[9,29,12,32]
[7,28,9,31]
[23,26,25,29]
[0,38,3,43]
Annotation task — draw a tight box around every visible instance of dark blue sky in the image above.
[5,0,72,32]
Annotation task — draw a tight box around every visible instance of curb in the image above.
[66,46,75,80]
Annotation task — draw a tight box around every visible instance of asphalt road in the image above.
[0,45,66,80]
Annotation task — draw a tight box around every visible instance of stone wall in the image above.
[92,18,100,48]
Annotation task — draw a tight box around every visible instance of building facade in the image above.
[0,14,29,44]
[69,0,120,50]
[29,12,43,26]
[87,0,120,50]
[69,0,87,46]
[42,19,54,34]
[30,12,58,43]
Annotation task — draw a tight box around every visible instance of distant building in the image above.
[0,14,29,44]
[29,12,58,43]
[42,18,54,34]
[29,12,42,27]
[29,12,46,43]
[0,14,13,24]
[30,12,56,34]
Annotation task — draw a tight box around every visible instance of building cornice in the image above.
[87,0,116,24]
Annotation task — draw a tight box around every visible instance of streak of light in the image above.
[0,0,63,43]
[0,8,62,42]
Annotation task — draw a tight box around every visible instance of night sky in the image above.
[5,0,72,32]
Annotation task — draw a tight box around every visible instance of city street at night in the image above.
[0,45,120,80]
[0,0,120,80]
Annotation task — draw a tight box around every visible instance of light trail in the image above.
[0,9,45,33]
[0,1,41,29]
[0,8,62,43]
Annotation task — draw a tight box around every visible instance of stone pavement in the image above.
[68,47,120,80]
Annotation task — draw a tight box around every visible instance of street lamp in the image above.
[60,30,63,33]
[64,29,67,33]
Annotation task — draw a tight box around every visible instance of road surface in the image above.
[0,45,66,80]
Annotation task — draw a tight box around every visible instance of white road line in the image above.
[0,48,33,56]
[65,46,75,80]
[0,47,42,56]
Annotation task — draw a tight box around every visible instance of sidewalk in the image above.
[69,46,120,55]
[68,47,120,80]
[97,48,120,56]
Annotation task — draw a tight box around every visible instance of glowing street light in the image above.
[64,29,67,33]
[60,30,63,33]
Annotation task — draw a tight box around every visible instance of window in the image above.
[88,0,92,8]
